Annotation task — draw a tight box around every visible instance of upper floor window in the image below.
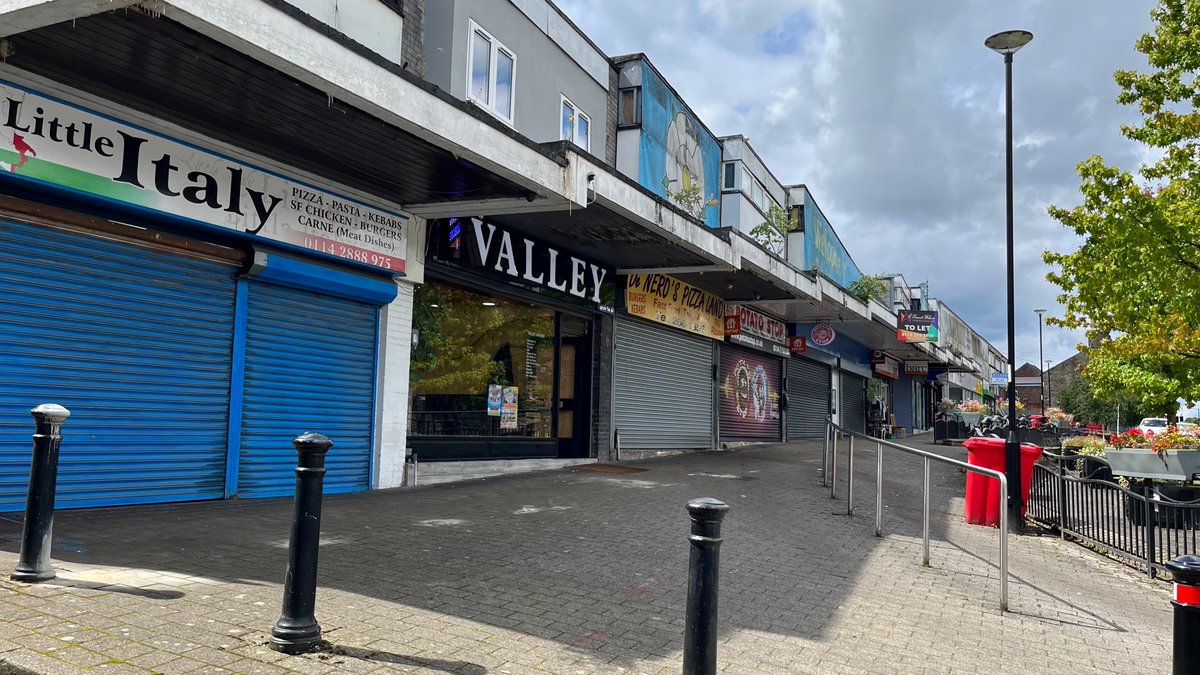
[468,21,515,123]
[561,96,590,152]
[722,162,738,190]
[618,87,641,127]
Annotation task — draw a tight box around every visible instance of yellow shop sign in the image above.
[624,273,724,340]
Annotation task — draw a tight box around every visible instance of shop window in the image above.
[618,86,641,127]
[467,21,516,123]
[561,96,590,152]
[410,282,556,438]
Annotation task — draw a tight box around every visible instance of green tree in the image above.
[1044,0,1200,411]
[749,202,792,255]
[847,275,889,303]
[1057,375,1143,428]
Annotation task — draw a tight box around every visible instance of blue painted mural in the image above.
[637,61,721,229]
[803,191,862,288]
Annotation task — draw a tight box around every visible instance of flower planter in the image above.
[958,412,983,427]
[1103,447,1200,482]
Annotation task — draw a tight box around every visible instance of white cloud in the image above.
[554,0,1157,366]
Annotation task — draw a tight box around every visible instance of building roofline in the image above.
[610,52,724,145]
[544,0,620,72]
[717,133,788,192]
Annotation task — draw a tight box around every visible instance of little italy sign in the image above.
[0,80,408,272]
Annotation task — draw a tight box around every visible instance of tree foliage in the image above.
[847,275,889,303]
[750,202,792,255]
[1057,374,1144,428]
[1044,0,1200,411]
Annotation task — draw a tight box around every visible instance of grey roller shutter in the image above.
[841,372,867,434]
[787,357,831,440]
[613,316,713,449]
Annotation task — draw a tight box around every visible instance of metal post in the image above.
[830,431,839,500]
[821,421,830,488]
[1037,313,1045,416]
[922,457,931,566]
[11,404,71,583]
[1144,480,1157,580]
[683,498,730,675]
[847,435,855,516]
[875,442,884,537]
[1057,456,1068,540]
[999,474,1009,611]
[270,432,333,654]
[1167,555,1200,675]
[1001,51,1025,535]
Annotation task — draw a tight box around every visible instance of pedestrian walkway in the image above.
[0,438,1172,674]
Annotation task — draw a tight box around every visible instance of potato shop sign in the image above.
[725,304,789,357]
[0,80,408,272]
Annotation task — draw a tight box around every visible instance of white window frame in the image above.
[560,95,590,152]
[722,161,739,191]
[466,20,516,124]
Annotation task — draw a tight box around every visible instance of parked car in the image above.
[1179,421,1198,432]
[1137,417,1169,435]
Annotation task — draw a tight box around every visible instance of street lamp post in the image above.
[1035,308,1047,415]
[986,29,1033,534]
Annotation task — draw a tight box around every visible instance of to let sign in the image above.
[897,310,939,343]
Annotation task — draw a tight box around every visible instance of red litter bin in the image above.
[962,437,1044,526]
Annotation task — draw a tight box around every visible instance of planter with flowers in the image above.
[1045,407,1074,429]
[1103,428,1200,481]
[956,400,988,427]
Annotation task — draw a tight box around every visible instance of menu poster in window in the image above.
[500,386,519,430]
[487,384,502,417]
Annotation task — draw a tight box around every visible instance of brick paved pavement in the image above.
[0,436,1173,674]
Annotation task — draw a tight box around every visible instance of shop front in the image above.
[409,218,613,462]
[612,273,722,453]
[797,323,872,434]
[719,305,787,443]
[0,78,414,510]
[784,335,833,441]
[869,351,900,437]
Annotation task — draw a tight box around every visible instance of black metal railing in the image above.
[1027,451,1200,578]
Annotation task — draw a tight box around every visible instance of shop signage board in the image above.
[0,80,409,272]
[453,217,610,305]
[810,323,836,347]
[991,372,1009,386]
[897,310,939,343]
[789,336,807,354]
[724,304,789,357]
[623,273,724,339]
[904,360,929,375]
[872,352,899,379]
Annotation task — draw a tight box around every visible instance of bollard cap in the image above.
[292,432,333,455]
[686,497,730,523]
[1167,555,1200,585]
[30,404,70,423]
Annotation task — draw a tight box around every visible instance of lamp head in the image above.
[1034,307,1047,316]
[985,30,1033,56]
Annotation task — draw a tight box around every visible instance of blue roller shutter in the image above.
[236,282,377,498]
[0,219,236,511]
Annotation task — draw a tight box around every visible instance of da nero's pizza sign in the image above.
[0,80,408,272]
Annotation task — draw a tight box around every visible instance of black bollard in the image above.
[270,432,333,654]
[1167,555,1200,675]
[683,497,730,675]
[11,404,71,583]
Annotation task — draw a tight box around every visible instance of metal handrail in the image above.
[823,419,1010,611]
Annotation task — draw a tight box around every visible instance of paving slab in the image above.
[0,437,1174,673]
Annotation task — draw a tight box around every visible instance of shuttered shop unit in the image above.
[840,372,867,434]
[718,344,782,442]
[786,357,831,440]
[613,316,713,449]
[0,219,236,511]
[236,281,378,498]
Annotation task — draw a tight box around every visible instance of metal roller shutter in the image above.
[841,372,867,434]
[786,357,831,440]
[236,282,378,498]
[0,219,236,511]
[613,316,713,449]
[718,344,782,442]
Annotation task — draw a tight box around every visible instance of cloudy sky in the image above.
[556,0,1157,370]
